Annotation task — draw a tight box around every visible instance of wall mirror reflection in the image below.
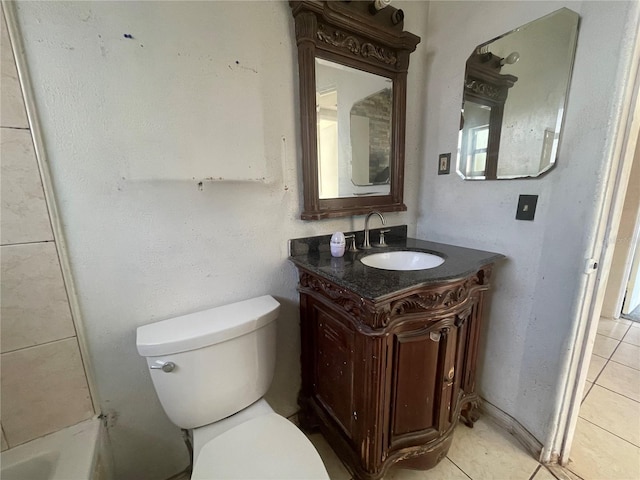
[457,8,580,180]
[316,59,393,199]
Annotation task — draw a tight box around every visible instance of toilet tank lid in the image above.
[136,295,280,357]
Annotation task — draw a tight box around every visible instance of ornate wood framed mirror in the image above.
[290,1,420,220]
[460,52,518,179]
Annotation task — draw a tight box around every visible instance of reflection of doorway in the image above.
[317,89,339,199]
[459,101,491,177]
[468,124,489,175]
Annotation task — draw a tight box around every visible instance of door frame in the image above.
[622,234,640,315]
[543,26,640,465]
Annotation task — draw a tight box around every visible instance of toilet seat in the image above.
[191,413,329,479]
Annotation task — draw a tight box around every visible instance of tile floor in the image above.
[171,320,639,480]
[306,318,640,480]
[307,416,554,480]
[568,317,640,480]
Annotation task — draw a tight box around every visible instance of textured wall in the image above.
[417,0,639,451]
[12,2,429,478]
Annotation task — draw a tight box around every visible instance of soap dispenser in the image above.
[330,232,346,257]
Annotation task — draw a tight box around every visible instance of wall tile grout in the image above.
[0,125,30,130]
[1,239,55,247]
[1,334,78,356]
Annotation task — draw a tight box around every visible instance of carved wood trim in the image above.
[296,264,497,479]
[299,272,367,319]
[464,78,504,101]
[298,268,491,331]
[289,1,420,220]
[316,23,398,66]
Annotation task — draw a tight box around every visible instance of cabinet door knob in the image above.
[429,331,441,342]
[445,366,455,383]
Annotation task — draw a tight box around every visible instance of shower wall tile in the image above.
[1,338,93,446]
[0,8,28,128]
[1,242,76,353]
[1,127,54,245]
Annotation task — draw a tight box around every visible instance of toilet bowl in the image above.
[136,295,329,479]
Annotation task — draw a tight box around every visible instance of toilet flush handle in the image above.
[150,361,176,373]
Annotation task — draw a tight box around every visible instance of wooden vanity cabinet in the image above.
[296,266,493,479]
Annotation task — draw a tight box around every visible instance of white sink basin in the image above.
[360,251,444,271]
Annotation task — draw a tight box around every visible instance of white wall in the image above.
[12,1,429,478]
[418,0,639,452]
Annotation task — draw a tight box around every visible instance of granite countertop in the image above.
[289,225,505,302]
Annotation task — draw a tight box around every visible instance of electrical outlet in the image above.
[516,195,538,221]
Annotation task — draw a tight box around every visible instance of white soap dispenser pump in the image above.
[330,232,346,257]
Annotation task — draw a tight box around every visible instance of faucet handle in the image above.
[344,234,358,252]
[377,229,390,247]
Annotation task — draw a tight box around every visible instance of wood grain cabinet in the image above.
[295,265,495,479]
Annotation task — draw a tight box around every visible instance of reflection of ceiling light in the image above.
[500,52,520,66]
[371,0,391,12]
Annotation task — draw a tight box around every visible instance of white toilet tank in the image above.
[136,295,280,429]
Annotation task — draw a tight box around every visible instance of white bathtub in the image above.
[1,418,110,480]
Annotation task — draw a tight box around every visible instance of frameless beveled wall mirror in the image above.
[457,8,579,180]
[290,1,420,220]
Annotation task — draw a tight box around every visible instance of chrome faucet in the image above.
[363,211,385,249]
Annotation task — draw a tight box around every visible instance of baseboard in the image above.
[479,397,543,462]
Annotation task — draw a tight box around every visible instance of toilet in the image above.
[136,295,329,479]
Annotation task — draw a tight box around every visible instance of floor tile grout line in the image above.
[597,332,630,341]
[606,334,626,361]
[590,382,640,403]
[589,356,609,387]
[597,319,633,342]
[542,465,564,480]
[608,356,640,371]
[586,328,628,390]
[591,350,617,360]
[577,415,640,449]
[591,333,640,403]
[528,463,542,480]
[445,456,473,480]
[580,381,595,406]
[564,465,587,480]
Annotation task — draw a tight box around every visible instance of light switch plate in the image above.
[516,194,538,221]
[438,153,451,175]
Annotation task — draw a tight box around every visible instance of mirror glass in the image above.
[316,58,393,199]
[457,8,579,180]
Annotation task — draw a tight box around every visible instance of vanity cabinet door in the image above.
[389,321,459,446]
[300,294,357,440]
[315,308,356,436]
